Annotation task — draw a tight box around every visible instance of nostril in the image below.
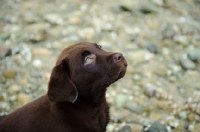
[114,53,123,62]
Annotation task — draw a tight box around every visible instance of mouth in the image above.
[102,68,127,88]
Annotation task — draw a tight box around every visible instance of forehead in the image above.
[65,42,97,53]
[56,42,103,64]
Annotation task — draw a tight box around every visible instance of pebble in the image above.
[145,43,159,54]
[145,121,168,132]
[117,125,131,132]
[29,29,47,42]
[139,3,157,14]
[3,70,16,79]
[114,94,129,108]
[17,93,32,106]
[33,48,51,56]
[178,111,188,120]
[187,49,200,62]
[0,45,12,59]
[7,84,19,95]
[174,35,190,46]
[44,13,63,25]
[124,101,143,114]
[180,57,196,70]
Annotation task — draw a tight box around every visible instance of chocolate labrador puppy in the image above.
[0,42,127,132]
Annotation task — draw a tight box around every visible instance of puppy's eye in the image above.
[98,45,102,49]
[85,57,91,63]
[84,54,96,66]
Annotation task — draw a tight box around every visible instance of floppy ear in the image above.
[47,61,78,103]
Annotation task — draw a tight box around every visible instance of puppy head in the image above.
[47,42,127,103]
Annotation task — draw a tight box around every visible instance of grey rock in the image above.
[139,3,157,14]
[180,57,196,70]
[124,101,143,114]
[117,125,131,132]
[146,43,159,54]
[0,33,10,42]
[179,111,188,120]
[162,24,176,39]
[146,121,168,132]
[187,49,200,62]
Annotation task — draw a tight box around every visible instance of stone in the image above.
[124,101,143,114]
[178,111,188,120]
[180,57,196,70]
[150,0,164,6]
[139,3,157,14]
[0,45,12,59]
[44,13,63,25]
[187,49,200,62]
[29,29,46,42]
[33,48,51,56]
[115,94,129,108]
[149,112,162,121]
[3,70,16,79]
[174,35,190,46]
[7,84,19,95]
[117,125,131,132]
[145,43,159,54]
[130,50,149,64]
[146,121,168,132]
[17,93,32,106]
[162,24,176,39]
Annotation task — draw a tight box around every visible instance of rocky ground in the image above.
[0,0,200,131]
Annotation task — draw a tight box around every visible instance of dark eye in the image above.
[97,45,102,49]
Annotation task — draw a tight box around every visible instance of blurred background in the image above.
[0,0,200,131]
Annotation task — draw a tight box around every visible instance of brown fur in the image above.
[0,42,127,132]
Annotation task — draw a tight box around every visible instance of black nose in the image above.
[113,53,123,62]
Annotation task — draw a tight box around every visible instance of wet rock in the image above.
[180,57,196,70]
[124,101,143,114]
[117,125,131,132]
[44,13,63,25]
[145,121,168,132]
[3,70,16,79]
[145,43,159,54]
[7,84,19,95]
[187,49,200,62]
[0,45,12,59]
[17,93,32,106]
